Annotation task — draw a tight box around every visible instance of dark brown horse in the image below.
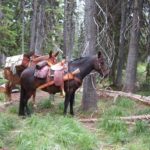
[4,51,59,101]
[19,51,109,116]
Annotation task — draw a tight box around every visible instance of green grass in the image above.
[37,98,53,109]
[137,63,146,83]
[0,93,150,150]
[0,93,5,102]
[0,114,18,142]
[0,112,99,150]
[97,96,150,149]
[0,78,7,85]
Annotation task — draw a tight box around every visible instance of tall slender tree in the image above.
[115,0,127,88]
[30,0,37,52]
[34,0,46,55]
[123,0,143,92]
[81,0,98,111]
[63,0,76,60]
[29,0,46,55]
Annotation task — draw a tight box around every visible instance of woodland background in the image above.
[0,0,150,149]
[0,0,150,109]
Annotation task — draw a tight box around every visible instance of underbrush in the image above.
[0,111,99,150]
[0,92,150,150]
[0,93,5,102]
[97,97,150,149]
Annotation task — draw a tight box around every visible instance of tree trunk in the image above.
[115,0,127,88]
[21,0,25,54]
[34,0,46,55]
[0,0,5,66]
[146,4,150,82]
[29,0,46,55]
[81,0,98,111]
[63,0,76,60]
[123,0,143,93]
[30,0,37,52]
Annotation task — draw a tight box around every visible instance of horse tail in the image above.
[18,86,26,116]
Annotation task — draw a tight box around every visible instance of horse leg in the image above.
[64,93,71,115]
[19,87,33,116]
[5,82,12,101]
[19,87,26,116]
[70,92,75,116]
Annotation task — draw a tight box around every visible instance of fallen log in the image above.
[98,89,150,106]
[119,114,150,122]
[78,118,98,123]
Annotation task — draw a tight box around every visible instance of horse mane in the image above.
[69,56,90,64]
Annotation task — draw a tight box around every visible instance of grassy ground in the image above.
[0,93,150,150]
[96,97,150,150]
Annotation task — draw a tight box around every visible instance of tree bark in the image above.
[30,0,37,52]
[21,0,25,54]
[0,0,5,66]
[63,0,76,60]
[115,0,127,88]
[34,0,46,55]
[146,3,150,82]
[29,0,46,55]
[81,0,98,111]
[123,0,143,93]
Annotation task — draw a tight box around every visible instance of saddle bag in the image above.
[36,61,48,70]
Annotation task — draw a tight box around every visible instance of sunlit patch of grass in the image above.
[135,108,150,115]
[99,117,129,144]
[0,113,18,140]
[37,99,52,109]
[115,97,135,109]
[96,94,150,149]
[137,90,150,96]
[0,78,7,85]
[137,63,146,82]
[8,114,99,150]
[133,121,150,135]
[0,93,5,102]
[8,105,18,114]
[103,106,126,117]
[0,139,4,148]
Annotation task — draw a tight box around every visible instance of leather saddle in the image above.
[34,60,66,88]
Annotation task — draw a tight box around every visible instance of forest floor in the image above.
[0,90,150,150]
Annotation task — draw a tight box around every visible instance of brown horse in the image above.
[19,51,109,116]
[4,51,59,101]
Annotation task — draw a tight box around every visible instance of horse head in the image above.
[93,51,109,77]
[47,51,59,65]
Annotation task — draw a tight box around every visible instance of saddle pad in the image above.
[36,61,48,70]
[34,66,49,79]
[51,64,63,71]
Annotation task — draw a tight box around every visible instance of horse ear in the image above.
[49,51,53,58]
[54,51,59,57]
[98,51,102,58]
